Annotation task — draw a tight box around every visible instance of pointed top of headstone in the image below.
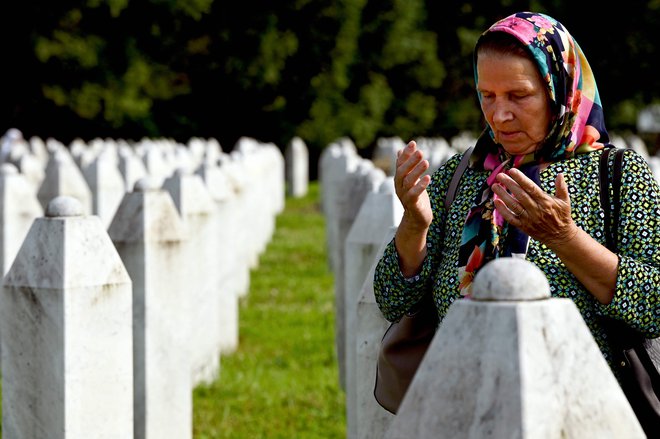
[134,177,160,192]
[174,167,192,177]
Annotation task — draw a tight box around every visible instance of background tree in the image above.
[2,0,658,178]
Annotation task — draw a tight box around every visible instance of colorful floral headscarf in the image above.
[457,12,609,295]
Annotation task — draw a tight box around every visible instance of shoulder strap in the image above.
[599,146,626,252]
[444,146,474,211]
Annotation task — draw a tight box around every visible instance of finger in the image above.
[492,183,525,216]
[494,198,521,224]
[506,168,542,199]
[554,173,570,204]
[496,170,546,214]
[407,174,431,198]
[402,159,430,189]
[398,175,430,213]
[396,150,426,186]
[397,140,418,164]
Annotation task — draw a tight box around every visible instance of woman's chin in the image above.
[498,140,538,156]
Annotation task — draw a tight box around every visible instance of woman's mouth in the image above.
[498,131,522,142]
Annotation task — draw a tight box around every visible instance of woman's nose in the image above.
[492,100,514,124]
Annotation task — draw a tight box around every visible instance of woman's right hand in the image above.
[394,141,432,231]
[393,141,432,277]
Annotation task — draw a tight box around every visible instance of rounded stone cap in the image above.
[45,196,84,217]
[472,257,550,301]
[134,177,160,192]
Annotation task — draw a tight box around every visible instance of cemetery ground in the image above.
[0,183,345,438]
[192,181,346,438]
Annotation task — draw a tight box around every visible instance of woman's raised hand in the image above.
[394,141,433,231]
[492,169,578,247]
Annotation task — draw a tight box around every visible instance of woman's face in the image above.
[477,51,552,156]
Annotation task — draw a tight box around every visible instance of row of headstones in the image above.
[319,135,471,439]
[320,134,652,438]
[0,129,286,438]
[371,132,656,180]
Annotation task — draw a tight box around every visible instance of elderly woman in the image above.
[373,11,660,434]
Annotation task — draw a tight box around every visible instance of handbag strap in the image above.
[444,146,474,211]
[599,146,626,253]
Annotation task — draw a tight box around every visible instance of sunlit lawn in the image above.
[193,182,346,438]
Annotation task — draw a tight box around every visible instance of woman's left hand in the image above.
[492,168,579,247]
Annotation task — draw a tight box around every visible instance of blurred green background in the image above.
[2,0,659,177]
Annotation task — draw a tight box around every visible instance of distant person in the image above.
[374,11,660,435]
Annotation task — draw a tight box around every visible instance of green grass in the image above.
[192,182,346,438]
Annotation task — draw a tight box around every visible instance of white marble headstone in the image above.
[285,136,309,198]
[108,180,191,439]
[385,258,645,439]
[344,178,402,439]
[1,195,133,438]
[37,148,93,215]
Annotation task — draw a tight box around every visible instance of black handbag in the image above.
[599,146,660,437]
[373,146,473,414]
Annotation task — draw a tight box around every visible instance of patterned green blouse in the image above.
[373,148,660,369]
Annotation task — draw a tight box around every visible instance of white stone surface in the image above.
[28,135,49,169]
[0,171,45,369]
[637,104,660,133]
[186,137,207,170]
[14,153,46,193]
[45,195,83,217]
[268,141,286,215]
[386,258,645,439]
[163,169,228,386]
[108,187,191,439]
[0,164,44,275]
[355,227,397,439]
[471,257,550,301]
[118,145,148,192]
[285,136,309,198]
[334,161,385,389]
[1,207,133,439]
[231,139,283,268]
[140,142,173,187]
[609,133,628,151]
[415,137,454,174]
[449,131,477,152]
[82,148,126,228]
[204,138,223,165]
[37,148,93,215]
[197,159,249,302]
[625,133,650,162]
[372,137,406,176]
[319,138,359,273]
[0,128,27,163]
[649,156,660,186]
[344,179,402,439]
